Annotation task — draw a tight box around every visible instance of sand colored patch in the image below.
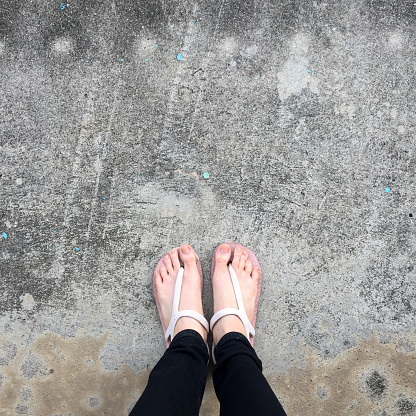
[0,332,149,416]
[1,333,415,415]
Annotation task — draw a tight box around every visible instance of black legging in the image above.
[130,329,287,416]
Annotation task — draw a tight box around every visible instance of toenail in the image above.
[220,245,230,254]
[181,245,191,254]
[236,247,241,253]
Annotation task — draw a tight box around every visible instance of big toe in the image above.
[179,244,197,264]
[215,244,232,264]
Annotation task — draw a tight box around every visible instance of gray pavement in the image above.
[1,0,415,414]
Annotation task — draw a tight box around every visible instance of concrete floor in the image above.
[1,0,415,414]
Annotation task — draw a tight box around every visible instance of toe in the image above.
[179,244,197,265]
[164,254,174,274]
[240,251,248,270]
[232,246,242,269]
[215,244,231,264]
[244,259,253,275]
[169,249,181,270]
[160,266,168,280]
[252,267,260,282]
[155,272,163,286]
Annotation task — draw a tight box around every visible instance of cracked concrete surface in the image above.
[1,0,415,414]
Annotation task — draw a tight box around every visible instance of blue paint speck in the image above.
[191,21,195,25]
[203,172,210,179]
[99,259,103,262]
[60,3,65,10]
[75,247,80,251]
[2,232,7,239]
[177,53,183,61]
[181,37,183,40]
[385,187,391,193]
[156,45,158,48]
[308,69,312,74]
[121,58,124,62]
[54,230,56,233]
[86,59,89,63]
[49,244,52,247]
[137,174,140,177]
[150,110,154,114]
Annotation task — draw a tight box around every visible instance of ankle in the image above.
[213,315,246,345]
[174,317,208,343]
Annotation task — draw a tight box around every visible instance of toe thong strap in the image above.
[209,265,255,341]
[164,267,209,344]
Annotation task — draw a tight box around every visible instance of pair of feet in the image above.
[154,243,260,345]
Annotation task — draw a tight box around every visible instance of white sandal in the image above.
[210,242,262,363]
[164,267,209,345]
[153,248,209,348]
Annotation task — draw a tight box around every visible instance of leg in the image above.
[213,332,286,416]
[129,329,209,416]
[211,244,287,416]
[130,245,209,416]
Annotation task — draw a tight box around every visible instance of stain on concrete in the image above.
[20,294,36,311]
[364,370,388,401]
[14,403,29,415]
[1,333,415,415]
[20,352,48,379]
[19,386,33,402]
[51,37,75,55]
[396,397,416,416]
[270,335,416,416]
[316,385,329,400]
[88,396,100,408]
[0,333,150,416]
[0,339,18,367]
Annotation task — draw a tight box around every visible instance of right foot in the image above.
[211,244,260,345]
[154,245,207,343]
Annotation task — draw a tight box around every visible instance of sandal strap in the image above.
[165,267,209,343]
[209,265,255,341]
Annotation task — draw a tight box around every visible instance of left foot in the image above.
[154,245,207,343]
[211,244,260,345]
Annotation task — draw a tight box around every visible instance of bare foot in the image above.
[211,244,260,345]
[154,244,207,343]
